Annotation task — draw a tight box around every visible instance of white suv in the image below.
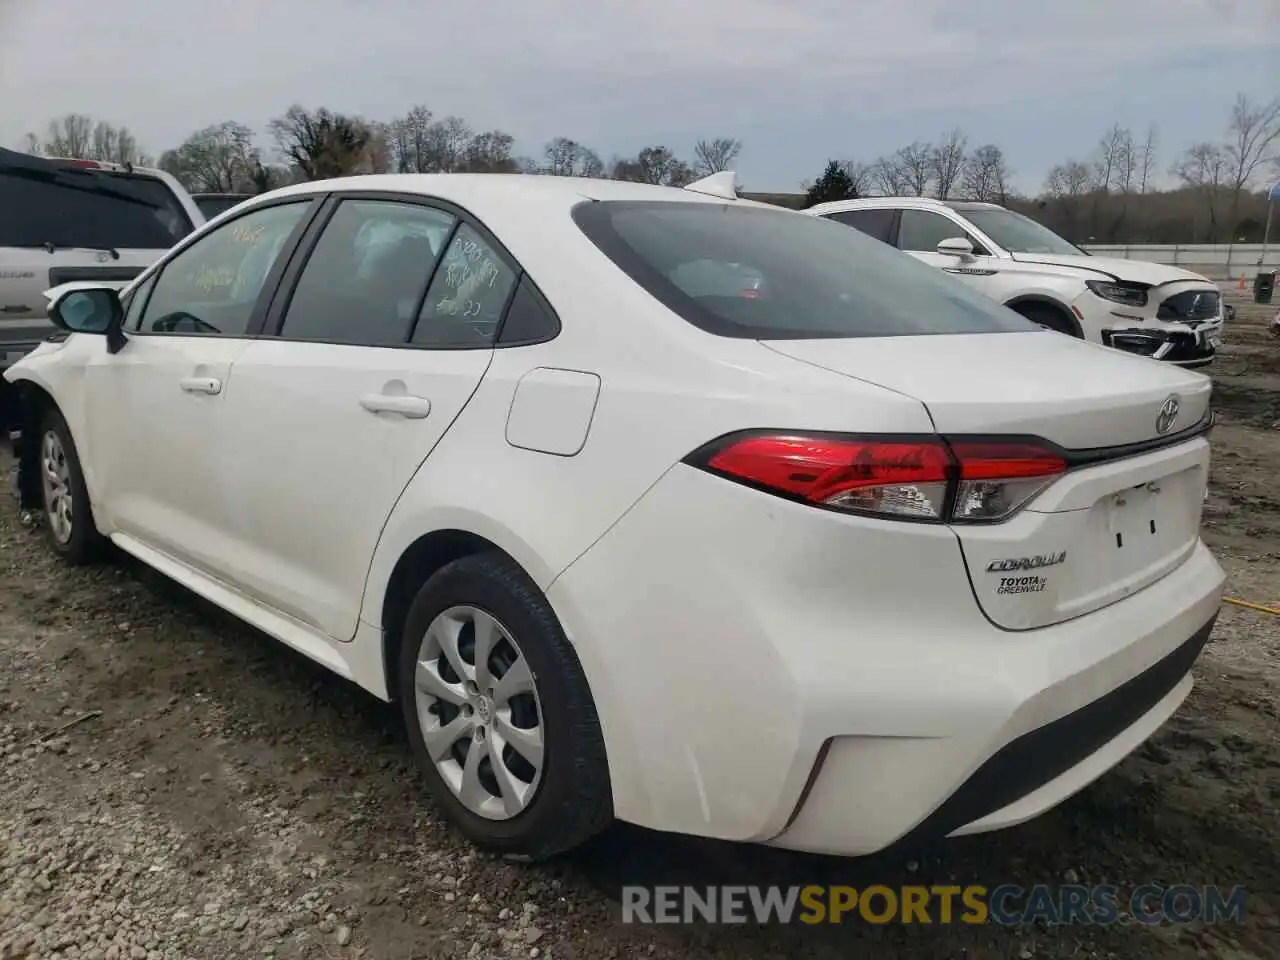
[1,148,203,373]
[807,197,1224,368]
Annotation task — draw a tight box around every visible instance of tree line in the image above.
[802,93,1279,244]
[20,105,742,196]
[18,92,1280,244]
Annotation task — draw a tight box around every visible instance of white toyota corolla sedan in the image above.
[3,172,1224,861]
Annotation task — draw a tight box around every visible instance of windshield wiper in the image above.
[31,241,121,259]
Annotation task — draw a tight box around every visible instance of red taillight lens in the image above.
[700,434,953,520]
[59,159,103,170]
[688,432,1068,523]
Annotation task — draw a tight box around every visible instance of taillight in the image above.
[949,441,1067,521]
[686,432,1067,523]
[59,159,103,170]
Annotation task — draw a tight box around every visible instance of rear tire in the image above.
[38,407,106,565]
[1013,303,1081,338]
[398,552,613,860]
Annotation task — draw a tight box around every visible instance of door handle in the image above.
[179,376,222,395]
[359,393,431,418]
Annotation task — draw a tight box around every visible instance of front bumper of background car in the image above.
[1073,280,1225,368]
[1102,317,1223,368]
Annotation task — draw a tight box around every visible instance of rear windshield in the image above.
[571,200,1036,339]
[0,163,194,251]
[195,195,250,219]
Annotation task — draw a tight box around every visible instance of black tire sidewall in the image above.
[398,553,611,858]
[1017,303,1081,338]
[38,407,100,564]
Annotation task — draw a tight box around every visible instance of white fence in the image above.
[1080,243,1279,277]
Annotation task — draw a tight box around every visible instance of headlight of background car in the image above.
[1086,279,1150,307]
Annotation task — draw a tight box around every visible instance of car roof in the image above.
[805,196,1006,216]
[254,173,777,215]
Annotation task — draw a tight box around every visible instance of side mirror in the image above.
[936,237,975,258]
[49,287,126,353]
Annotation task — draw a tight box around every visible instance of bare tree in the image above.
[930,129,968,200]
[362,122,393,174]
[692,137,742,176]
[1137,125,1159,195]
[1223,94,1280,240]
[1092,124,1133,193]
[269,105,371,180]
[841,160,873,197]
[1045,160,1092,200]
[895,141,933,196]
[26,114,150,165]
[870,155,908,196]
[1171,142,1229,240]
[462,131,519,173]
[961,144,1011,203]
[421,116,474,173]
[35,114,94,158]
[612,146,691,185]
[158,121,256,192]
[1044,160,1093,239]
[386,105,435,173]
[542,137,605,177]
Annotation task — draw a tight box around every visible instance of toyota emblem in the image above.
[1156,395,1180,435]
[95,251,111,263]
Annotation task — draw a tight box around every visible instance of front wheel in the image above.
[1014,303,1081,338]
[38,407,106,564]
[398,552,613,860]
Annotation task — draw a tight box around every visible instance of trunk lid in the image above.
[761,330,1213,629]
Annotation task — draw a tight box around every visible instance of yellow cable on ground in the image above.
[1224,596,1280,616]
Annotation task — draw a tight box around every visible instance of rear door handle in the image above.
[359,394,431,418]
[179,376,222,395]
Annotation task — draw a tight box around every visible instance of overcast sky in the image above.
[1,0,1277,193]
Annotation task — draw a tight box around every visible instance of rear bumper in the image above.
[774,601,1217,855]
[548,464,1225,856]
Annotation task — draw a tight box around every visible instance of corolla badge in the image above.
[1156,395,1180,435]
[985,552,1067,573]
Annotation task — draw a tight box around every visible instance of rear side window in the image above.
[0,162,194,250]
[825,208,896,245]
[278,199,455,345]
[572,201,1034,340]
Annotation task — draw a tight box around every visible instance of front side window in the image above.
[138,201,310,337]
[572,200,1034,340]
[123,273,158,331]
[278,199,455,345]
[412,224,518,348]
[897,210,974,253]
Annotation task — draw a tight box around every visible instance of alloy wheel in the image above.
[41,430,73,544]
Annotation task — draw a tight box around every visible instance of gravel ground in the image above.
[1,289,1278,960]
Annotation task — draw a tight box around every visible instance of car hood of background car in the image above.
[1007,253,1212,286]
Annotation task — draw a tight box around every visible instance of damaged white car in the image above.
[808,198,1225,368]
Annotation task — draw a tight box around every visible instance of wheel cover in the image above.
[413,605,545,820]
[41,430,74,545]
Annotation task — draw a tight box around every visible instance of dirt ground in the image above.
[1,284,1278,960]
